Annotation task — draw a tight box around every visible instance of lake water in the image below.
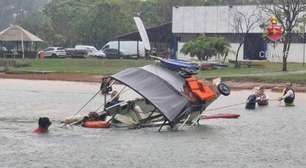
[0,79,305,168]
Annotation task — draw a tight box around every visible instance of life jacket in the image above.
[245,94,256,109]
[283,88,295,104]
[185,77,216,102]
[33,128,48,134]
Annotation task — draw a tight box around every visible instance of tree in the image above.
[213,37,232,62]
[15,0,272,48]
[180,36,231,61]
[75,0,135,47]
[260,0,306,71]
[0,0,49,29]
[231,6,261,67]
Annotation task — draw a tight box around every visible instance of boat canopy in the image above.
[111,64,190,124]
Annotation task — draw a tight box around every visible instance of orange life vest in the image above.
[186,77,216,101]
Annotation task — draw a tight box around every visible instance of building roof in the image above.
[115,22,172,43]
[0,25,43,42]
[172,6,269,34]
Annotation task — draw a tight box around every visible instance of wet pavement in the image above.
[0,79,305,168]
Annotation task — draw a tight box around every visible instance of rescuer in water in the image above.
[279,83,295,106]
[33,117,52,134]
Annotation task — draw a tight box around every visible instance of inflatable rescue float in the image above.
[83,121,111,128]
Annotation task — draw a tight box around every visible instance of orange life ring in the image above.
[83,121,111,128]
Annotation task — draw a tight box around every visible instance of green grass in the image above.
[198,62,306,78]
[197,62,306,83]
[223,73,306,84]
[5,58,306,83]
[8,58,154,75]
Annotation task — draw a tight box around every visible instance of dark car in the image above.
[65,48,88,58]
[102,48,127,59]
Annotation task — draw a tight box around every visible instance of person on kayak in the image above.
[256,86,269,106]
[279,83,295,106]
[33,117,52,134]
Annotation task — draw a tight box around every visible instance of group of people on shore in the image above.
[245,83,295,110]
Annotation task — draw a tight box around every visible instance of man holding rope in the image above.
[279,83,295,106]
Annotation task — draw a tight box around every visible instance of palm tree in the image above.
[181,35,231,62]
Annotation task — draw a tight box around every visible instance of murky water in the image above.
[0,79,305,168]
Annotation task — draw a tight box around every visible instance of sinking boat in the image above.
[98,59,231,130]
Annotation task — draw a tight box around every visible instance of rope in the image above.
[72,90,101,117]
[205,98,280,112]
[205,102,246,112]
[190,102,245,126]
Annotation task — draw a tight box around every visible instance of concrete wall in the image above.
[177,42,306,63]
[266,43,306,63]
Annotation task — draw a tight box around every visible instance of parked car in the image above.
[102,48,127,59]
[75,45,106,58]
[65,48,88,58]
[102,41,145,58]
[0,46,8,52]
[38,47,67,58]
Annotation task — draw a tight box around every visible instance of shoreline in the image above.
[1,72,305,92]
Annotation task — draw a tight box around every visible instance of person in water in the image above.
[279,83,295,106]
[245,91,260,110]
[33,117,52,133]
[256,86,269,106]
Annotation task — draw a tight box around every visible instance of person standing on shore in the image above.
[279,83,295,106]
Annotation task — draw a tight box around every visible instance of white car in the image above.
[38,47,67,58]
[75,45,106,58]
[0,46,7,51]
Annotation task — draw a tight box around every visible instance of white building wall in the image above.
[173,6,265,34]
[227,43,244,61]
[177,42,306,63]
[266,43,306,63]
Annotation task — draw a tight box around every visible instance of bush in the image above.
[181,35,231,61]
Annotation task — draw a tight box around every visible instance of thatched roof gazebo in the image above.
[0,25,43,58]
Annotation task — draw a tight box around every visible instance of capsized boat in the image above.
[99,59,231,130]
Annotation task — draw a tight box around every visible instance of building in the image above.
[0,25,43,58]
[172,6,306,63]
